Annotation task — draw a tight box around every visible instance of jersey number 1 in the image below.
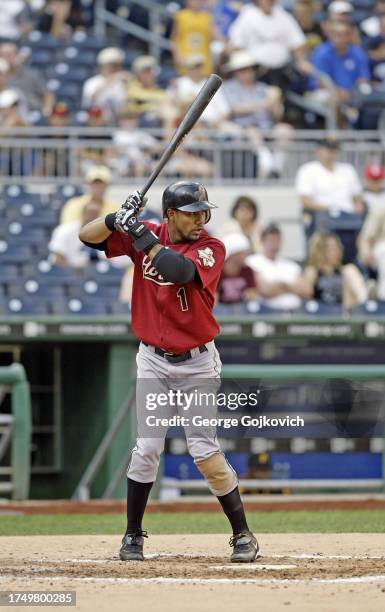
[177,287,188,312]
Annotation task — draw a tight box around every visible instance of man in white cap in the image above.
[81,47,131,122]
[0,88,28,127]
[228,0,312,75]
[60,165,117,225]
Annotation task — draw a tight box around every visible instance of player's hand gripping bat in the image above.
[114,74,222,235]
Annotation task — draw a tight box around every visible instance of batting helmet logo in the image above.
[162,181,217,221]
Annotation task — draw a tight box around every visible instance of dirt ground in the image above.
[1,534,385,612]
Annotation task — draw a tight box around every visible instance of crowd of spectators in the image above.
[0,0,384,180]
[1,1,385,315]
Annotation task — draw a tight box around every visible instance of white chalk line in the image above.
[209,564,297,571]
[62,553,385,562]
[2,574,385,586]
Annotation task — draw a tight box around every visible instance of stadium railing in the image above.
[162,364,385,495]
[0,364,32,500]
[94,0,172,59]
[0,128,382,184]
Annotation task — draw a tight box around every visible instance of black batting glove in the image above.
[128,219,160,254]
[105,191,147,234]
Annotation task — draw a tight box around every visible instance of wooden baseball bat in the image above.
[139,73,222,198]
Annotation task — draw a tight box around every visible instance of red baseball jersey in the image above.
[105,221,225,353]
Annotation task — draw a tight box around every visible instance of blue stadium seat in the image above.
[110,302,130,315]
[68,280,120,300]
[62,47,97,66]
[26,31,60,49]
[83,261,124,285]
[51,298,109,315]
[53,63,91,83]
[5,205,58,227]
[0,242,33,264]
[213,302,282,316]
[0,264,18,283]
[158,64,178,88]
[5,222,47,246]
[70,32,105,51]
[24,260,82,285]
[30,48,55,66]
[354,300,385,315]
[123,50,143,69]
[300,301,343,316]
[1,298,50,316]
[7,279,66,301]
[1,185,26,200]
[53,184,83,201]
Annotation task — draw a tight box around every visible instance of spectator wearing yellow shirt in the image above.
[171,0,213,75]
[125,55,175,129]
[60,166,117,224]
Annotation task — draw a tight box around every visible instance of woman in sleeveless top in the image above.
[295,232,367,309]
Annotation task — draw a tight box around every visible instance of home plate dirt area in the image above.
[2,535,385,611]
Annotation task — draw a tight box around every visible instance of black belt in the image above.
[143,343,208,363]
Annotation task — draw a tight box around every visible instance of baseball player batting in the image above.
[79,182,258,563]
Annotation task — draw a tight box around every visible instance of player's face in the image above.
[168,209,207,242]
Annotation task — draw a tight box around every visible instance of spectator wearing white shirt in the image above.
[171,54,230,127]
[246,223,304,311]
[82,47,131,124]
[49,201,104,269]
[228,0,311,77]
[360,0,385,38]
[0,0,32,40]
[295,137,365,215]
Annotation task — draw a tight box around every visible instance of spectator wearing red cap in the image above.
[358,167,385,299]
[363,162,385,213]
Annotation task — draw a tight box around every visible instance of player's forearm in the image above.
[147,243,164,260]
[79,217,112,243]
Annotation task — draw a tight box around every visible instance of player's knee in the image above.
[127,439,163,480]
[195,451,238,496]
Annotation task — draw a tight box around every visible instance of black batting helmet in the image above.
[162,181,217,223]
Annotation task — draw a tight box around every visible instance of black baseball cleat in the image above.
[119,530,148,561]
[229,531,259,563]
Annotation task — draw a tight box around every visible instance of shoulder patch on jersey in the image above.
[197,246,215,268]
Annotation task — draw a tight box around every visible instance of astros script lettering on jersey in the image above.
[105,221,225,353]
